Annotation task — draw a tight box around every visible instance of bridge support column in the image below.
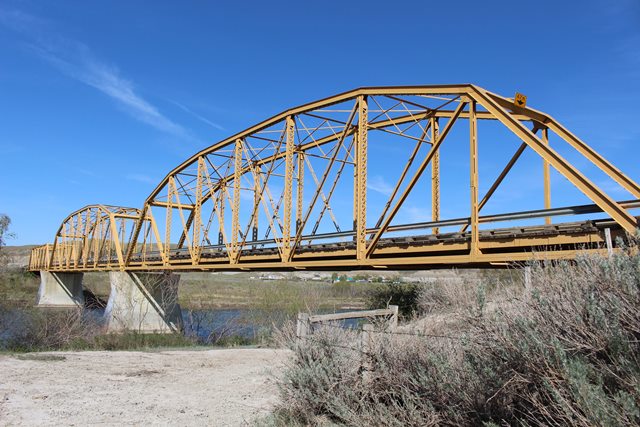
[104,272,182,334]
[36,271,84,307]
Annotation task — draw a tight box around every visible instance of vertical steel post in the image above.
[542,127,552,225]
[356,96,368,260]
[252,166,260,248]
[296,151,304,233]
[73,215,80,268]
[193,157,204,263]
[164,176,175,265]
[109,213,125,269]
[282,116,295,261]
[65,223,71,269]
[352,132,358,235]
[431,117,440,234]
[148,209,166,264]
[218,186,225,246]
[469,100,480,257]
[231,139,243,263]
[81,211,91,268]
[93,215,101,268]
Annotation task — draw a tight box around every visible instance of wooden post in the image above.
[296,312,310,338]
[524,266,532,290]
[604,227,613,258]
[361,323,374,382]
[388,305,399,330]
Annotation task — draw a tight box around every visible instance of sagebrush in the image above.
[266,245,640,426]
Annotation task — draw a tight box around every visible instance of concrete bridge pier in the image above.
[104,272,182,334]
[36,271,84,307]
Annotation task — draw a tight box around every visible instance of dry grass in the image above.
[264,243,640,426]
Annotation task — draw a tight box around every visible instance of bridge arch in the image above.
[32,85,640,272]
[30,205,141,270]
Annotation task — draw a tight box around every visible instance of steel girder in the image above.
[30,85,640,272]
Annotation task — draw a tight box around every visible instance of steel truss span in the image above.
[30,85,640,272]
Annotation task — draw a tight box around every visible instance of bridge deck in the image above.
[38,218,623,272]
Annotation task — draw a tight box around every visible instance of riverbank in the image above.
[0,268,376,311]
[0,348,289,426]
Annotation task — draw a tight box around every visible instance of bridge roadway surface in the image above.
[116,220,629,270]
[44,210,634,272]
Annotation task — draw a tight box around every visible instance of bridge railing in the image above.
[30,200,638,272]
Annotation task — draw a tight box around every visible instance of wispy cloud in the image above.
[77,168,97,177]
[596,179,632,197]
[0,8,191,140]
[171,100,225,131]
[367,175,394,196]
[126,174,157,185]
[402,206,431,223]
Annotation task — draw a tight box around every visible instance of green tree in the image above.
[0,214,11,244]
[0,214,14,266]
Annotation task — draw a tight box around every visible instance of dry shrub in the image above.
[3,307,100,351]
[418,277,478,315]
[1,305,196,351]
[266,243,640,426]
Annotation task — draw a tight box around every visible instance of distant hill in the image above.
[1,245,37,269]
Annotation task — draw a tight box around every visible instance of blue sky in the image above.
[1,0,639,245]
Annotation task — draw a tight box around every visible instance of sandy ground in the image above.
[0,348,290,426]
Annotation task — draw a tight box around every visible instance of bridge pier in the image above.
[104,272,182,334]
[36,271,84,307]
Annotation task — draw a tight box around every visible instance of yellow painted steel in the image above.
[29,85,639,273]
[356,95,368,261]
[430,117,440,235]
[542,127,552,225]
[282,116,295,262]
[469,100,479,257]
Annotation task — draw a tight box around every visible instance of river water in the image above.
[1,306,363,346]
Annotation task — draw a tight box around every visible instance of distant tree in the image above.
[0,214,13,251]
[0,214,13,269]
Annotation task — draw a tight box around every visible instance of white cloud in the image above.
[126,174,157,185]
[171,100,225,131]
[367,175,394,196]
[34,43,188,138]
[596,180,632,197]
[77,168,97,177]
[0,8,190,139]
[402,206,431,223]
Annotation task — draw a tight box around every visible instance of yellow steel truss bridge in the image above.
[29,85,640,273]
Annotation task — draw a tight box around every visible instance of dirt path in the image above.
[0,348,289,426]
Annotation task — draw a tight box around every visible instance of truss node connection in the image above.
[29,85,640,272]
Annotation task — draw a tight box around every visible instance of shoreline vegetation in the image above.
[1,252,460,351]
[3,240,639,424]
[0,254,504,353]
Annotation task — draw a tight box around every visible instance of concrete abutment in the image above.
[104,271,182,334]
[36,271,84,307]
